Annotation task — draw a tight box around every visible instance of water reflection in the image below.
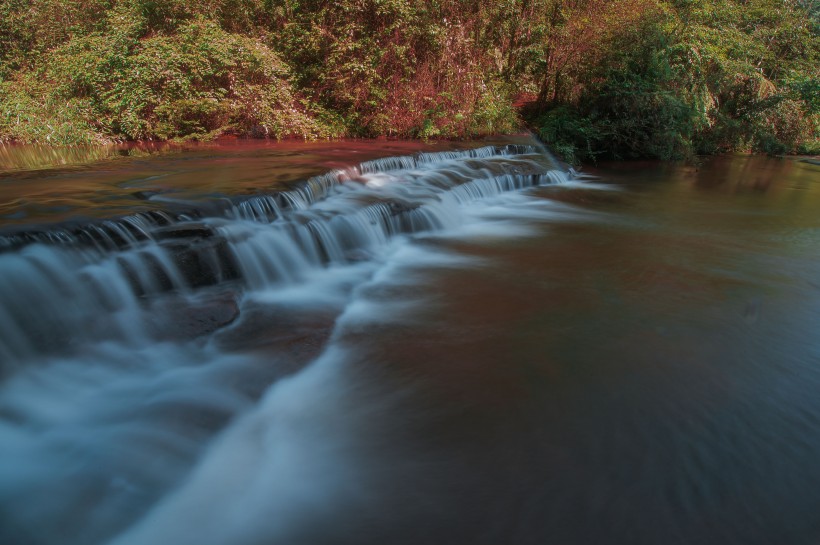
[0,142,172,172]
[0,139,512,226]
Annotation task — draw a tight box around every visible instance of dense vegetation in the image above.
[0,0,817,160]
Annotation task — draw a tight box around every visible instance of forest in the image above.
[0,0,817,161]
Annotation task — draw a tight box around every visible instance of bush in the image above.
[1,0,817,152]
[533,106,596,164]
[0,11,334,144]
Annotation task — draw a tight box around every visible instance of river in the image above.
[1,138,819,545]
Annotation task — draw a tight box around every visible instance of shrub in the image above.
[0,11,334,144]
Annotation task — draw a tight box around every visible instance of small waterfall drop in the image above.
[0,141,583,545]
[0,144,570,367]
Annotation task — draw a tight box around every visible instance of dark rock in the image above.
[149,290,241,341]
[154,223,215,241]
[162,238,242,289]
[131,190,159,200]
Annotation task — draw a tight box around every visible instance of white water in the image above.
[0,144,583,545]
[7,150,820,545]
[109,201,580,545]
[0,146,567,365]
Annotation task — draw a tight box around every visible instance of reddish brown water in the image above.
[1,142,819,545]
[0,139,498,225]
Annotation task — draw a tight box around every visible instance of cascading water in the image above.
[0,143,573,545]
[0,145,567,366]
[5,144,820,545]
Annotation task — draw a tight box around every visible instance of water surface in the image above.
[1,143,819,545]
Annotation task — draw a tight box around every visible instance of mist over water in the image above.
[2,141,820,545]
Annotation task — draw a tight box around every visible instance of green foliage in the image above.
[580,20,699,160]
[1,12,333,144]
[0,0,113,78]
[0,78,107,145]
[272,0,517,138]
[0,0,817,155]
[535,106,596,164]
[677,0,819,155]
[525,0,819,162]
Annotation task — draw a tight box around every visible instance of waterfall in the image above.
[0,145,569,368]
[0,142,577,545]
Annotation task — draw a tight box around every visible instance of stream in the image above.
[1,138,820,545]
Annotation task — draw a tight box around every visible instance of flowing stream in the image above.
[1,139,820,545]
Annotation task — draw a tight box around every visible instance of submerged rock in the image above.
[148,291,241,341]
[154,223,215,240]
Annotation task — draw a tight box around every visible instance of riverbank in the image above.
[2,1,817,159]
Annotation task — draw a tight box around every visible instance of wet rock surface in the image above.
[148,290,241,341]
[215,302,337,359]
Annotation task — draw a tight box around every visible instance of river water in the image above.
[1,139,819,545]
